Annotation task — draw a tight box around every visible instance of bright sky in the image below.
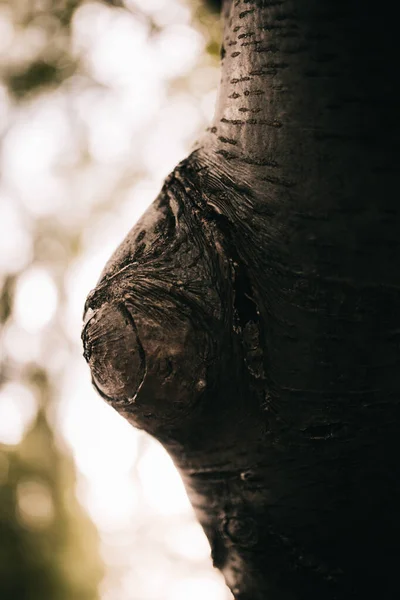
[0,1,228,599]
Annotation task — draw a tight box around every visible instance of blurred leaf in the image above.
[203,0,223,13]
[5,59,76,98]
[0,276,15,325]
[191,0,222,60]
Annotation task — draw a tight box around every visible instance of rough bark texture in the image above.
[82,1,400,598]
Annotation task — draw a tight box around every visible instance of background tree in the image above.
[83,0,400,599]
[0,370,103,600]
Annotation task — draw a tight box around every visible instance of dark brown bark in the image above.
[82,1,400,598]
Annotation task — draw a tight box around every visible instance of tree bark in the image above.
[82,1,400,598]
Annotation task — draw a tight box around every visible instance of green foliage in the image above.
[0,276,15,327]
[0,0,78,98]
[192,0,222,59]
[0,0,126,99]
[5,60,74,98]
[203,0,223,12]
[0,376,103,600]
[1,0,221,99]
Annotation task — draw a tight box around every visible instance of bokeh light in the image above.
[0,383,37,445]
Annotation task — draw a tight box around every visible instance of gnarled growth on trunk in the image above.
[82,1,400,598]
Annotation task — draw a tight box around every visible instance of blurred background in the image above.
[0,1,231,598]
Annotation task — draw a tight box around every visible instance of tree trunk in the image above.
[82,1,400,598]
